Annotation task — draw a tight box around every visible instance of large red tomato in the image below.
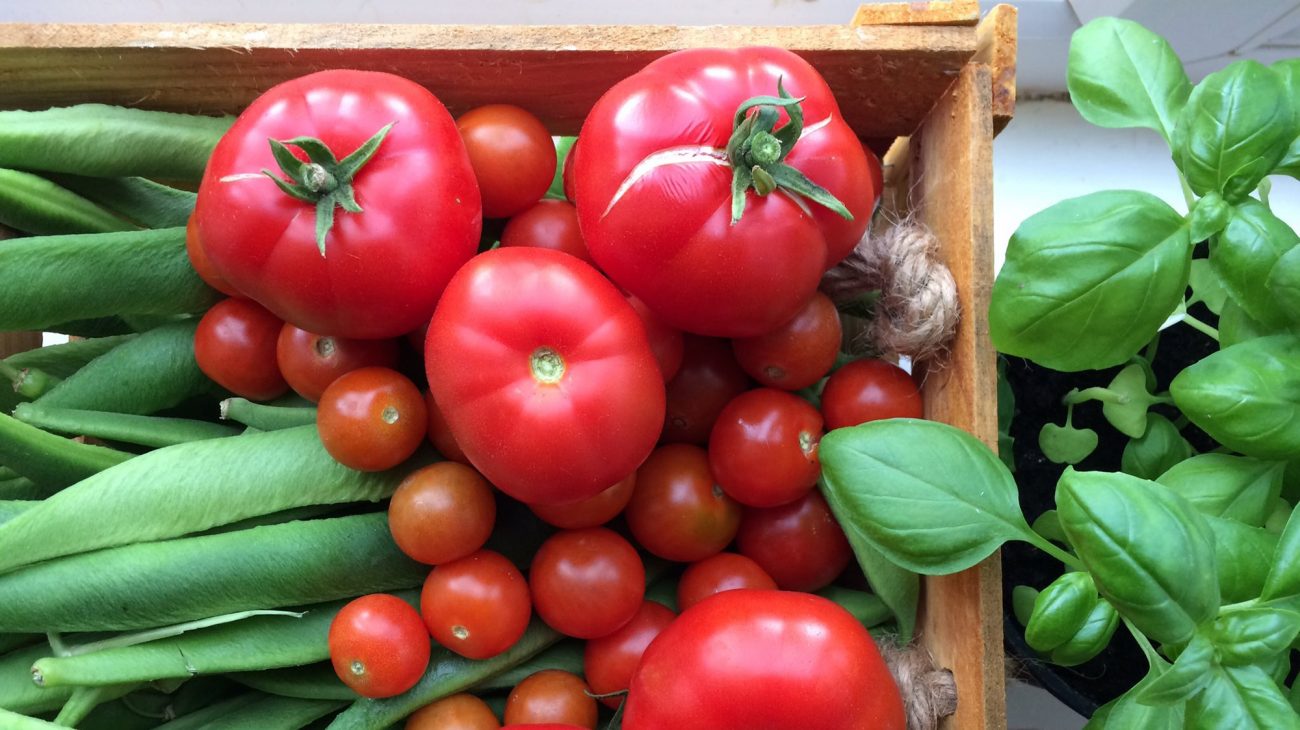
[623,590,905,730]
[574,47,880,337]
[194,70,481,338]
[426,247,665,504]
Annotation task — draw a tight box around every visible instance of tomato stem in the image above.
[529,347,566,384]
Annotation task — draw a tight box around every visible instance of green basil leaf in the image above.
[1172,60,1295,202]
[1208,515,1280,603]
[1086,671,1184,729]
[830,527,919,643]
[997,357,1016,473]
[1121,413,1194,480]
[1220,298,1300,348]
[1057,469,1219,645]
[1050,599,1119,667]
[1025,572,1098,653]
[1031,510,1069,546]
[1186,664,1300,730]
[1189,258,1229,315]
[1135,632,1215,706]
[1211,607,1300,666]
[1012,585,1039,627]
[1266,245,1300,324]
[990,190,1192,372]
[818,419,1033,574]
[1266,498,1292,534]
[1272,60,1300,179]
[1189,192,1232,243]
[1262,504,1300,603]
[1066,18,1190,141]
[1290,677,1300,714]
[1211,200,1300,327]
[1157,454,1285,526]
[1039,422,1098,465]
[1101,363,1159,438]
[1172,335,1300,460]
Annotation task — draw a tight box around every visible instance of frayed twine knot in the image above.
[878,635,959,730]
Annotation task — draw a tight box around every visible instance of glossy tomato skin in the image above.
[575,48,878,337]
[276,324,400,402]
[625,444,741,562]
[420,549,531,660]
[529,528,645,639]
[622,590,906,730]
[708,388,824,508]
[504,670,598,730]
[736,490,851,592]
[677,552,777,612]
[317,367,427,472]
[328,594,430,699]
[458,105,556,218]
[562,137,579,203]
[821,358,924,430]
[584,600,676,709]
[185,216,239,297]
[528,473,635,530]
[425,391,469,464]
[426,248,665,505]
[500,200,592,264]
[388,462,496,565]
[662,336,751,444]
[627,296,684,381]
[731,292,842,390]
[194,298,288,401]
[195,70,481,338]
[405,693,500,730]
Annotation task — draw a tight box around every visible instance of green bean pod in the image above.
[0,478,58,502]
[51,684,138,727]
[227,663,357,702]
[475,641,584,692]
[220,399,318,431]
[0,168,135,235]
[0,643,73,714]
[44,174,196,229]
[0,513,426,631]
[42,317,137,339]
[0,502,35,527]
[0,426,417,574]
[0,411,130,489]
[0,636,38,656]
[158,693,345,730]
[0,105,232,181]
[148,693,263,730]
[0,708,67,728]
[0,228,218,331]
[3,336,136,380]
[13,403,238,448]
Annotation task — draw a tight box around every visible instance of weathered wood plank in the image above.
[853,0,981,27]
[975,4,1017,134]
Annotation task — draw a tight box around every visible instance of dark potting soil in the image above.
[1000,313,1220,715]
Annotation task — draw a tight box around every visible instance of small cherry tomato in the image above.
[405,693,501,730]
[625,444,741,562]
[500,200,592,264]
[276,324,400,402]
[677,552,778,612]
[736,491,851,592]
[388,462,496,565]
[504,670,598,729]
[420,549,531,660]
[662,336,751,444]
[530,528,645,639]
[328,594,430,699]
[709,388,823,508]
[317,366,427,471]
[584,600,676,709]
[185,216,239,297]
[731,292,841,390]
[821,358,923,430]
[458,105,556,218]
[194,298,288,401]
[562,137,579,203]
[425,391,469,464]
[628,296,684,382]
[528,473,635,530]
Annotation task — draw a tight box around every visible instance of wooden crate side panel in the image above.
[975,4,1017,134]
[852,0,980,27]
[0,332,40,360]
[911,63,1003,730]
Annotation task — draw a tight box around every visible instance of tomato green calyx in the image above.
[261,122,396,256]
[725,79,852,225]
[530,347,567,384]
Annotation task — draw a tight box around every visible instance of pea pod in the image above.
[221,399,318,431]
[0,643,73,714]
[0,513,426,631]
[227,663,358,702]
[475,641,584,692]
[0,478,58,502]
[0,411,130,489]
[0,501,34,527]
[0,426,416,574]
[157,693,345,730]
[13,403,239,448]
[51,684,139,727]
[0,104,231,181]
[0,168,135,235]
[45,174,197,229]
[0,708,68,728]
[0,228,218,331]
[3,337,135,380]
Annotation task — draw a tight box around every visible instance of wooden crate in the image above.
[0,3,1016,727]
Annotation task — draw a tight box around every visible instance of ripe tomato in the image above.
[821,358,924,430]
[328,594,430,699]
[458,105,555,218]
[736,491,851,592]
[627,296,684,382]
[426,248,665,505]
[276,324,400,402]
[677,552,777,612]
[194,298,288,401]
[500,200,591,264]
[195,70,480,339]
[575,48,879,337]
[405,693,500,730]
[425,391,469,464]
[420,550,531,660]
[708,388,823,508]
[529,528,645,639]
[625,444,741,562]
[388,462,496,565]
[662,336,751,444]
[622,590,905,730]
[528,473,635,530]
[503,670,598,730]
[562,137,579,203]
[731,292,841,390]
[317,367,427,472]
[584,600,676,709]
[185,216,239,297]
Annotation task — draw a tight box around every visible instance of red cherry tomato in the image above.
[502,727,586,730]
[821,358,924,430]
[276,324,400,403]
[458,105,556,218]
[317,366,427,471]
[677,552,778,612]
[420,550,531,660]
[529,528,645,639]
[708,388,823,508]
[185,216,239,297]
[584,600,676,709]
[500,200,592,264]
[425,391,469,464]
[328,594,430,699]
[426,247,664,505]
[736,491,851,592]
[625,444,741,562]
[194,298,288,401]
[731,292,841,390]
[662,336,751,444]
[388,462,496,565]
[504,670,598,729]
[627,296,684,382]
[528,473,635,530]
[622,590,905,730]
[405,693,500,730]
